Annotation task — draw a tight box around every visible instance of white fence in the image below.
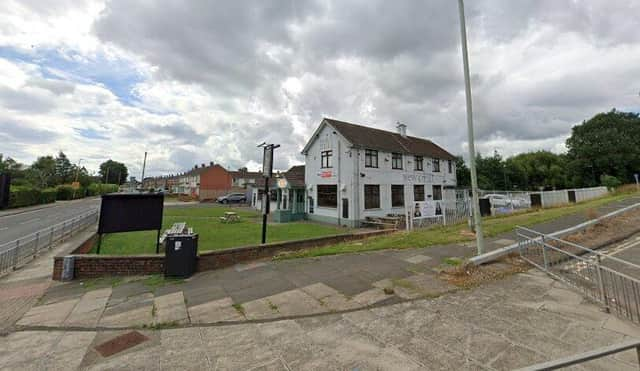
[407,186,610,230]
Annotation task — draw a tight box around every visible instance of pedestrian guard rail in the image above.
[0,209,99,275]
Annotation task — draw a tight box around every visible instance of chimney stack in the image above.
[194,164,198,169]
[210,161,214,166]
[201,163,205,168]
[396,121,407,138]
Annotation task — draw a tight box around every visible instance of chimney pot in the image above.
[210,161,214,166]
[396,121,407,138]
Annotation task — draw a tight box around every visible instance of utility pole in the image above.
[458,0,485,255]
[140,151,148,191]
[72,159,83,199]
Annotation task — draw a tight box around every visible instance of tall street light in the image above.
[457,0,485,255]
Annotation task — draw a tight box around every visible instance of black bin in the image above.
[164,234,198,278]
[479,198,491,216]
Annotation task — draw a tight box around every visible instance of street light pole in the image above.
[458,0,485,255]
[72,159,83,199]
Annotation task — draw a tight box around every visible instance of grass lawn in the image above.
[276,191,638,260]
[91,206,349,255]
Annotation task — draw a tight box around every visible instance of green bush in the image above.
[40,188,57,204]
[87,183,119,196]
[56,185,85,200]
[8,186,41,208]
[600,175,622,190]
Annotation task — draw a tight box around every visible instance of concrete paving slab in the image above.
[227,276,297,304]
[99,305,154,328]
[352,288,390,306]
[182,284,227,307]
[153,291,188,325]
[403,254,432,264]
[188,297,244,323]
[159,328,212,370]
[17,298,79,327]
[242,298,281,320]
[65,288,111,327]
[200,324,276,370]
[102,292,154,318]
[262,288,325,316]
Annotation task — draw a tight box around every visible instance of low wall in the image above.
[53,229,395,280]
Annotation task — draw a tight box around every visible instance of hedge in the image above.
[87,183,119,196]
[5,183,119,209]
[8,187,57,209]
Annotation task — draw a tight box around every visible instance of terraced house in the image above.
[301,118,457,227]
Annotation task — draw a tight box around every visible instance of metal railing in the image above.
[516,226,640,324]
[516,339,640,370]
[0,209,99,275]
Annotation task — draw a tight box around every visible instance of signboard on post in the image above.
[0,173,10,209]
[71,181,80,190]
[263,146,274,178]
[97,193,164,254]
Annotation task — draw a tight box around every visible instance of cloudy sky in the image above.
[1,0,639,178]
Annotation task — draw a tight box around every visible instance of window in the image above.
[321,150,333,168]
[432,185,442,200]
[433,159,440,172]
[391,185,404,207]
[364,185,380,209]
[414,156,423,171]
[308,197,314,213]
[448,159,453,173]
[392,153,403,169]
[414,185,425,201]
[365,149,378,168]
[317,184,337,208]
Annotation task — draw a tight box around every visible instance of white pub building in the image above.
[301,118,457,227]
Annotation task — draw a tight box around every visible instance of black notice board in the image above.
[98,193,164,234]
[0,174,10,209]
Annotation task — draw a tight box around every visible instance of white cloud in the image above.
[0,0,639,179]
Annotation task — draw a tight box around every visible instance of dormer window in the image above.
[392,153,403,170]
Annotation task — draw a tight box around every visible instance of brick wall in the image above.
[53,255,164,280]
[52,229,395,280]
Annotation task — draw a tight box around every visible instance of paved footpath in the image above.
[1,195,640,369]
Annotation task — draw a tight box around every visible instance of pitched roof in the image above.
[254,165,305,188]
[229,170,263,179]
[321,118,456,160]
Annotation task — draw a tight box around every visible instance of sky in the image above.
[0,0,639,178]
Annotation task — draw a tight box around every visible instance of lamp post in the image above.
[458,0,485,255]
[72,159,83,199]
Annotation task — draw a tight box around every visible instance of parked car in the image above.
[216,193,247,204]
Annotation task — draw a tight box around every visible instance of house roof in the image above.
[254,165,305,188]
[310,118,456,160]
[229,170,263,179]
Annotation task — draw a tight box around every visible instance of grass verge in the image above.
[275,192,637,260]
[91,206,348,255]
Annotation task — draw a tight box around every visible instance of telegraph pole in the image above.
[140,151,148,191]
[458,0,485,255]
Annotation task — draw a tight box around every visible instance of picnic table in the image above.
[219,211,241,223]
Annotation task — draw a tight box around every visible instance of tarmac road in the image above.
[0,198,100,249]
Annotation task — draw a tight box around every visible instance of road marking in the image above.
[0,227,7,231]
[19,218,40,225]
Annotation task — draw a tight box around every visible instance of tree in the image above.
[455,156,470,187]
[54,151,74,184]
[28,156,57,188]
[476,151,506,190]
[507,151,568,190]
[99,160,128,185]
[566,110,640,187]
[0,154,28,186]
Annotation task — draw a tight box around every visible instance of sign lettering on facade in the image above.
[318,170,333,178]
[403,174,433,184]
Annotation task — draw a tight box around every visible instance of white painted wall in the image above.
[304,122,457,226]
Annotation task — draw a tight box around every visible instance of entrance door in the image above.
[342,198,349,219]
